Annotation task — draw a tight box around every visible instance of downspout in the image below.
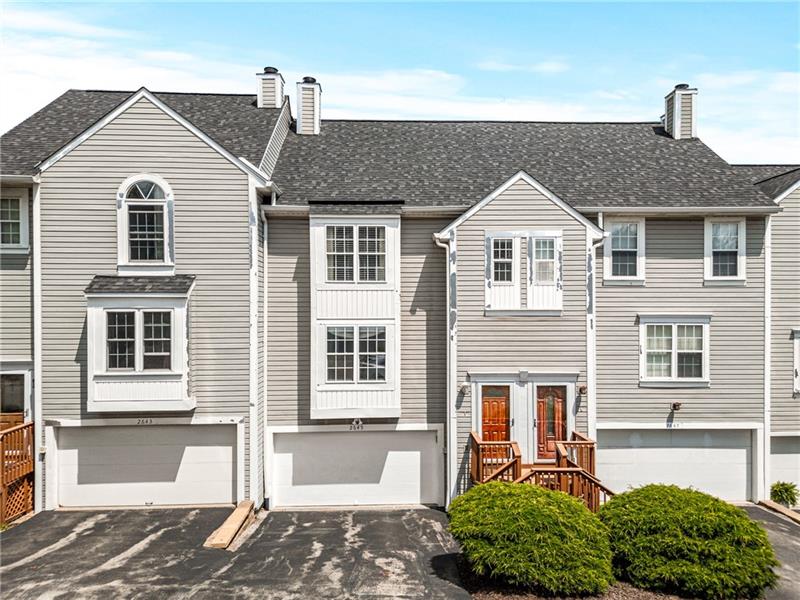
[434,231,458,506]
[32,177,43,512]
[586,212,607,440]
[762,214,771,501]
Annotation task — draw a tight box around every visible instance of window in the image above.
[107,311,136,370]
[534,239,555,284]
[358,226,386,282]
[325,225,386,283]
[640,317,710,384]
[105,309,173,372]
[0,192,29,251]
[143,312,171,370]
[359,327,386,381]
[0,374,26,414]
[117,176,173,272]
[326,326,354,381]
[604,219,645,281]
[492,238,514,283]
[704,218,745,281]
[326,325,387,383]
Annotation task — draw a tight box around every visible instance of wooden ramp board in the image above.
[759,499,800,525]
[204,500,254,549]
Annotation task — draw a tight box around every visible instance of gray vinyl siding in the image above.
[680,94,692,136]
[0,188,32,361]
[771,190,800,432]
[259,101,290,176]
[596,217,766,422]
[266,216,448,425]
[454,178,590,490]
[39,96,253,492]
[299,88,316,135]
[665,95,675,136]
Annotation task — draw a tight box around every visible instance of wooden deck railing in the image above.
[515,464,614,513]
[1,422,35,524]
[556,432,597,475]
[469,432,522,483]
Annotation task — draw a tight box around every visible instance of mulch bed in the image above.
[456,556,682,600]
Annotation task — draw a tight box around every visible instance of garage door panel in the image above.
[58,425,236,507]
[597,429,751,502]
[273,430,443,507]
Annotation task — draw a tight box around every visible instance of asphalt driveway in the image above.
[743,505,800,600]
[0,507,468,599]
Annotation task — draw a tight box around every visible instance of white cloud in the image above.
[1,9,797,164]
[0,6,132,39]
[476,59,570,74]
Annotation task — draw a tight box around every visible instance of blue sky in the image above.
[1,1,798,162]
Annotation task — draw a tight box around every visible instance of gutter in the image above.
[577,206,781,215]
[1,174,36,185]
[433,231,458,506]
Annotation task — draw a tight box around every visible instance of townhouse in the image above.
[0,68,797,513]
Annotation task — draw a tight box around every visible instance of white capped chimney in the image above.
[257,66,284,109]
[664,83,697,139]
[296,76,321,135]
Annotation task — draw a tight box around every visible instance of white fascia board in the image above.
[435,170,605,240]
[35,88,272,187]
[0,174,36,184]
[772,177,800,205]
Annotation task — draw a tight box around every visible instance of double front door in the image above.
[480,383,567,461]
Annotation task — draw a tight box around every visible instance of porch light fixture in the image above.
[671,402,682,411]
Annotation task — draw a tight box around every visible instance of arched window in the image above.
[117,175,174,274]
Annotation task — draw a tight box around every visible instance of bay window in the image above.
[640,315,710,385]
[105,309,173,372]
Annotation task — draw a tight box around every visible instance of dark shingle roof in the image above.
[731,164,800,184]
[272,121,775,210]
[85,275,196,295]
[1,90,281,176]
[756,168,800,200]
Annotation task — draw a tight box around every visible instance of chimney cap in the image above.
[263,66,279,74]
[674,83,690,90]
[302,76,317,84]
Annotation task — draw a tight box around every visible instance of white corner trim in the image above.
[36,88,270,185]
[262,217,270,503]
[763,215,771,496]
[435,170,604,240]
[586,230,598,439]
[32,181,43,513]
[248,176,260,504]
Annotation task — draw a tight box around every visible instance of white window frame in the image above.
[117,174,175,276]
[704,217,746,283]
[319,322,394,389]
[324,224,387,284]
[86,294,193,412]
[0,367,32,421]
[527,232,563,311]
[491,237,515,285]
[603,218,645,283]
[0,189,29,253]
[639,315,711,387]
[793,328,800,395]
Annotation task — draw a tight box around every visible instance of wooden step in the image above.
[204,500,255,549]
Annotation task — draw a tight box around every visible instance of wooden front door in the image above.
[481,385,510,442]
[536,385,567,460]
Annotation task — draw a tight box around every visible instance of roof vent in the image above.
[302,76,317,84]
[257,66,284,109]
[674,83,690,90]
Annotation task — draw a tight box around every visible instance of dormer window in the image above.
[117,175,174,275]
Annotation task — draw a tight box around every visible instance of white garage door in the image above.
[58,425,236,507]
[272,430,443,507]
[597,429,752,502]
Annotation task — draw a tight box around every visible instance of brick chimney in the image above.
[296,76,321,135]
[664,83,697,139]
[257,66,284,109]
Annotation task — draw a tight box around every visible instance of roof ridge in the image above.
[72,89,256,98]
[319,119,662,125]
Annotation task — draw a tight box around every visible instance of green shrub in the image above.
[448,481,614,596]
[771,481,798,507]
[599,484,778,599]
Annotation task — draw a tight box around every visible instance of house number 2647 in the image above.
[349,418,364,431]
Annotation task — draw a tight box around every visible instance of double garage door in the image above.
[272,430,444,507]
[57,425,236,507]
[597,429,753,502]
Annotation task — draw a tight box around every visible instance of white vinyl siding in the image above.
[704,218,746,282]
[604,218,645,282]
